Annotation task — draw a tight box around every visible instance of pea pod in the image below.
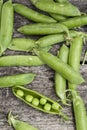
[0,0,3,30]
[12,86,62,115]
[13,3,56,23]
[0,0,14,55]
[0,73,36,88]
[36,31,83,48]
[18,23,69,35]
[8,112,38,130]
[35,50,84,84]
[0,55,44,66]
[72,90,87,130]
[61,15,87,29]
[68,36,83,89]
[8,38,36,52]
[30,0,81,17]
[55,45,69,104]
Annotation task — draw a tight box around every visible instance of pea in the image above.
[16,89,24,97]
[30,0,81,17]
[8,112,38,130]
[32,98,39,106]
[52,103,60,111]
[13,3,56,23]
[0,55,44,66]
[0,0,14,55]
[44,103,51,111]
[35,50,84,84]
[17,23,69,35]
[25,95,33,103]
[40,98,47,105]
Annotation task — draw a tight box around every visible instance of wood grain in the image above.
[0,0,87,130]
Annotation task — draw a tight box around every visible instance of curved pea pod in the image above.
[72,91,87,130]
[68,36,83,90]
[0,0,14,55]
[8,38,36,52]
[36,31,83,48]
[35,50,84,84]
[30,0,81,17]
[55,45,69,104]
[18,23,69,35]
[0,55,44,66]
[12,86,62,115]
[8,112,38,130]
[0,73,36,88]
[61,15,87,29]
[49,13,67,22]
[13,3,56,23]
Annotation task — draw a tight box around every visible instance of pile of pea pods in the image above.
[0,0,87,130]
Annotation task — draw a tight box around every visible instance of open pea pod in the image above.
[8,112,38,130]
[12,86,63,115]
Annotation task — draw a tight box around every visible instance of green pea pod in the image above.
[12,86,62,115]
[30,0,81,17]
[0,0,3,30]
[8,112,38,130]
[55,0,69,3]
[61,15,87,29]
[13,3,56,23]
[0,73,36,88]
[18,23,69,35]
[68,36,83,89]
[49,13,67,22]
[0,0,14,55]
[8,38,36,52]
[36,31,84,48]
[0,55,44,66]
[55,45,69,104]
[72,90,87,130]
[35,50,84,84]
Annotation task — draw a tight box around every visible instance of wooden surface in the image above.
[0,0,87,130]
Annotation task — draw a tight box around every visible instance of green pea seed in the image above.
[40,98,47,105]
[16,89,24,97]
[32,98,39,106]
[44,103,51,111]
[25,95,33,103]
[52,103,59,110]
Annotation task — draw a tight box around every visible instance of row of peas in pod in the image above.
[0,0,87,130]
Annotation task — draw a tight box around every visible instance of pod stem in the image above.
[8,111,18,126]
[59,112,71,121]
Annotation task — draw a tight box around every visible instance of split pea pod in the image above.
[0,73,36,88]
[30,0,81,17]
[61,15,87,29]
[72,90,87,130]
[55,0,69,3]
[8,112,38,130]
[68,36,83,90]
[12,86,63,115]
[0,0,14,55]
[8,38,36,52]
[0,55,44,66]
[35,50,84,84]
[13,3,56,23]
[55,45,69,104]
[18,23,69,35]
[36,31,83,48]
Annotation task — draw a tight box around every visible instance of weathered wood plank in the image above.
[0,0,87,130]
